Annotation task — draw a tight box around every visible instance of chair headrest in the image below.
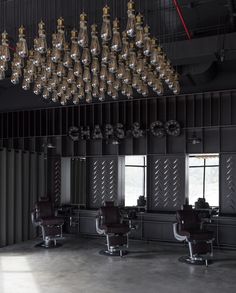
[104,201,115,207]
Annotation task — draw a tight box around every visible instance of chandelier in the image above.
[0,1,180,106]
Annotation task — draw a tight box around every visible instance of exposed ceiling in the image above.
[0,0,236,111]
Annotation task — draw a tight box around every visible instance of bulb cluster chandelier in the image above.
[0,0,180,105]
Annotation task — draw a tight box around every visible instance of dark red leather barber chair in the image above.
[31,198,64,248]
[173,204,214,266]
[96,201,130,256]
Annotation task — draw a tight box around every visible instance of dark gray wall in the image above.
[1,89,236,247]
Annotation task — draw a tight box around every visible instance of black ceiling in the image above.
[0,0,236,111]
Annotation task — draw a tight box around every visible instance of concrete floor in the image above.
[0,237,236,293]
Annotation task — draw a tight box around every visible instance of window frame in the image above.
[188,154,219,206]
[124,155,147,206]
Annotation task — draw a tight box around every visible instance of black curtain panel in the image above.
[0,148,45,247]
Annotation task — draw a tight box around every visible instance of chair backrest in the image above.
[35,200,53,219]
[176,207,200,232]
[99,203,120,225]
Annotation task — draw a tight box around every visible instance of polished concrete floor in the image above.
[0,237,236,293]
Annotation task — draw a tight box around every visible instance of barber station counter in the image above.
[58,207,236,248]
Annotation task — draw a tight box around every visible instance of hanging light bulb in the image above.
[101,43,110,64]
[92,86,99,98]
[36,21,47,54]
[65,87,72,100]
[78,86,85,99]
[83,66,91,83]
[52,90,59,102]
[121,32,129,60]
[67,68,75,84]
[32,50,42,67]
[135,14,144,48]
[61,77,68,91]
[143,25,151,56]
[141,66,148,82]
[111,87,118,100]
[99,80,107,92]
[136,79,143,94]
[51,47,61,63]
[121,83,127,96]
[90,24,100,56]
[63,43,73,68]
[0,70,5,80]
[16,26,28,58]
[85,82,92,93]
[74,61,83,77]
[50,73,59,89]
[116,59,125,80]
[141,83,148,97]
[78,13,88,48]
[22,79,30,90]
[136,54,144,74]
[72,94,80,105]
[70,83,77,95]
[0,60,7,71]
[126,0,136,38]
[126,84,133,99]
[99,91,105,101]
[81,47,91,66]
[100,64,108,81]
[150,38,159,66]
[107,72,114,85]
[128,42,137,70]
[1,31,10,62]
[56,62,66,77]
[123,66,131,84]
[108,52,117,73]
[91,57,100,75]
[70,29,80,61]
[111,18,121,52]
[114,78,121,91]
[101,5,112,42]
[76,76,84,89]
[11,72,20,85]
[132,73,139,89]
[86,92,92,103]
[60,94,67,105]
[55,17,65,50]
[107,84,112,96]
[42,87,50,99]
[92,74,99,88]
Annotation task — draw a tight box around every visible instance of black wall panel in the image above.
[0,149,45,247]
[147,155,185,211]
[220,154,236,214]
[87,157,118,208]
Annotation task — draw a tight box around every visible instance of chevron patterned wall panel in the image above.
[87,157,118,208]
[220,154,236,214]
[148,155,185,211]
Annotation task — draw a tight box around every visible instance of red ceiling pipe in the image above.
[173,0,191,40]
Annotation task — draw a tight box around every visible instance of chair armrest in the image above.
[31,209,39,226]
[173,223,189,241]
[96,216,104,235]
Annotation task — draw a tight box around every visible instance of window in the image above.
[188,154,219,207]
[125,156,147,206]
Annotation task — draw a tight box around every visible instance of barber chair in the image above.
[96,202,131,256]
[31,198,64,248]
[173,205,214,266]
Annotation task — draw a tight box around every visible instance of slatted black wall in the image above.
[1,90,236,157]
[0,149,44,247]
[87,157,118,208]
[147,155,185,211]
